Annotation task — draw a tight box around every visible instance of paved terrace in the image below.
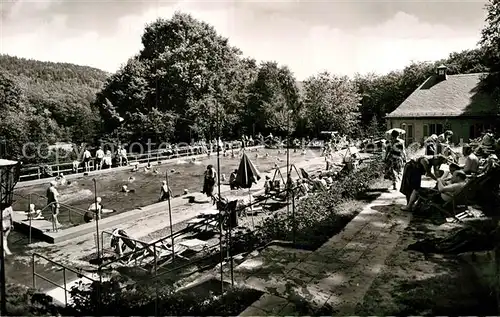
[236,185,411,315]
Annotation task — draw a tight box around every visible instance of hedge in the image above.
[67,277,261,316]
[3,283,65,316]
[257,158,385,249]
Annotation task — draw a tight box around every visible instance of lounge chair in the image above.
[110,229,173,266]
[154,238,211,271]
[416,173,495,222]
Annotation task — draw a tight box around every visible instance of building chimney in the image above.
[436,64,447,81]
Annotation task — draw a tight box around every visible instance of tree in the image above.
[0,55,108,146]
[480,0,500,73]
[245,62,299,136]
[480,0,500,102]
[97,12,247,142]
[302,72,361,136]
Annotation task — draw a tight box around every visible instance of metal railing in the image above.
[32,253,98,306]
[96,183,300,274]
[13,193,85,240]
[98,216,221,273]
[19,142,246,182]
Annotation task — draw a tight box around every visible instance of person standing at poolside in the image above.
[202,165,217,197]
[159,181,173,201]
[82,147,92,173]
[1,205,13,256]
[46,181,62,228]
[119,146,128,166]
[95,146,105,170]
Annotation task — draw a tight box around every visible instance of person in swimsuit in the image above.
[83,148,92,172]
[46,181,61,227]
[202,165,217,197]
[1,205,13,256]
[159,181,172,201]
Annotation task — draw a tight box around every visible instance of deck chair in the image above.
[154,238,212,271]
[416,176,486,222]
[110,229,167,266]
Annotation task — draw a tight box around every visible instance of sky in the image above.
[0,0,489,80]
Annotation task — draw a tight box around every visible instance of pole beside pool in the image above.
[165,171,174,264]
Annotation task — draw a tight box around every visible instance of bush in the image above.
[258,159,385,249]
[68,277,261,316]
[4,283,65,316]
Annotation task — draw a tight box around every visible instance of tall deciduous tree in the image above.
[480,0,500,102]
[302,72,361,136]
[246,62,299,136]
[97,12,247,142]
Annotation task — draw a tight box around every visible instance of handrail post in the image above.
[153,244,157,274]
[101,231,105,258]
[32,254,36,288]
[63,267,68,306]
[292,190,296,245]
[29,194,32,244]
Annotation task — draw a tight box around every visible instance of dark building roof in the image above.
[386,73,498,118]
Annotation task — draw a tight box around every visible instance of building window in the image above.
[406,124,414,144]
[429,123,443,136]
[423,124,429,138]
[470,123,491,139]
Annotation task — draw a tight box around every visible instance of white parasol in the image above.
[386,128,406,136]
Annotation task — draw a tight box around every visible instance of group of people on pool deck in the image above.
[384,129,498,213]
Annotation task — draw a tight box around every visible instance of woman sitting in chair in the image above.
[402,170,467,212]
[400,155,449,210]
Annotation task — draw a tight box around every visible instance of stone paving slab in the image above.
[238,188,411,316]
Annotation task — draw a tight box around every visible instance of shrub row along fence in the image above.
[26,156,386,316]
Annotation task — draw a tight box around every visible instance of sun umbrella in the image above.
[386,128,406,136]
[235,153,261,228]
[235,152,261,188]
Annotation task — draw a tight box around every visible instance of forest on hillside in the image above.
[0,0,499,162]
[0,55,109,158]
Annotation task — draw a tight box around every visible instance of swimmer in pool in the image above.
[84,197,103,222]
[121,185,136,193]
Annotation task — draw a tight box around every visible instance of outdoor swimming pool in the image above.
[13,148,321,225]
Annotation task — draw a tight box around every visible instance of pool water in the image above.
[13,149,321,225]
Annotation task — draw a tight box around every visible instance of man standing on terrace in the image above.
[119,146,128,166]
[46,181,61,228]
[95,146,105,170]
